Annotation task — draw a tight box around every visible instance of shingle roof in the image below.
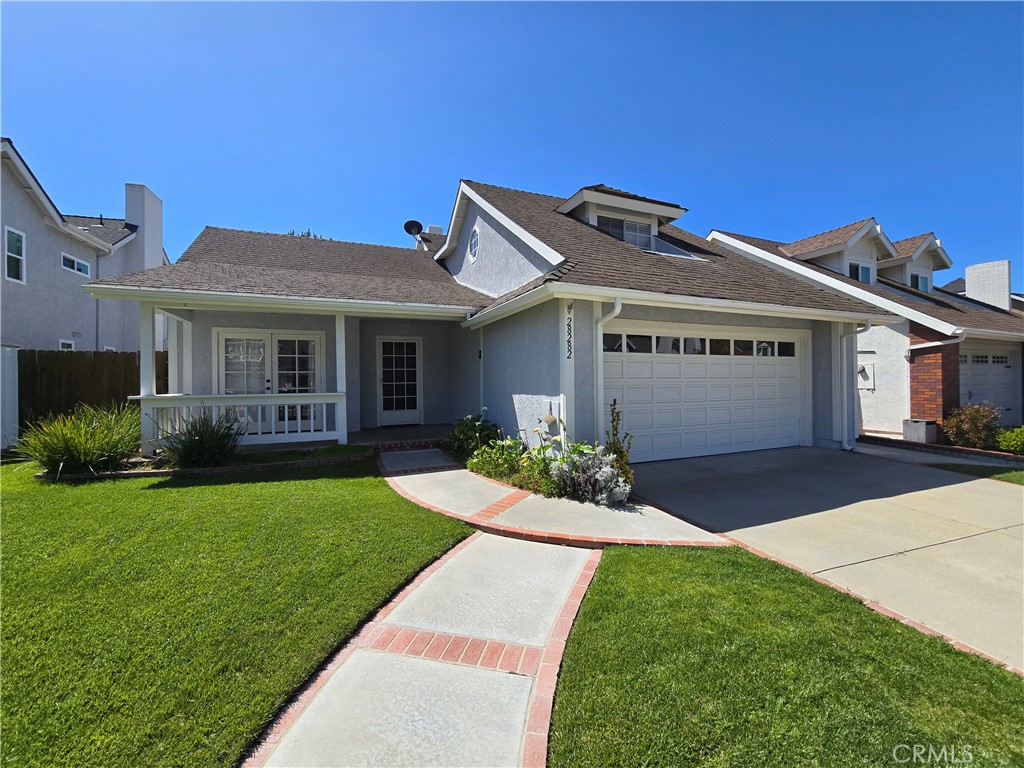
[65,215,136,245]
[718,232,1022,335]
[890,233,932,260]
[941,277,966,293]
[465,181,885,317]
[89,226,489,308]
[781,218,874,257]
[417,231,446,252]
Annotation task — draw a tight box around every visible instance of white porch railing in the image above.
[133,393,347,451]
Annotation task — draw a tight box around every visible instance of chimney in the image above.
[964,260,1012,310]
[125,184,164,270]
[427,225,443,235]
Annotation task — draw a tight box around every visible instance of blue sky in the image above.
[3,2,1022,289]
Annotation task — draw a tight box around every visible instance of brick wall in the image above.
[908,322,960,423]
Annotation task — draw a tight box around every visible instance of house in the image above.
[941,265,1024,314]
[1,137,168,352]
[708,224,1024,437]
[85,181,899,459]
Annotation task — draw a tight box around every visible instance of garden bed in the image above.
[857,435,1024,466]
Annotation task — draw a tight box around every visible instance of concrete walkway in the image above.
[381,449,725,547]
[246,532,600,768]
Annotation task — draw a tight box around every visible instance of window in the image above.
[59,339,74,351]
[733,340,754,356]
[971,354,988,365]
[61,253,91,277]
[656,336,680,354]
[848,263,871,283]
[602,333,623,352]
[709,338,731,355]
[777,341,796,357]
[959,354,968,364]
[276,339,317,394]
[623,220,653,250]
[597,216,652,250]
[468,228,479,262]
[992,355,1009,365]
[683,337,706,355]
[756,341,775,357]
[910,274,929,292]
[625,334,652,353]
[5,226,25,283]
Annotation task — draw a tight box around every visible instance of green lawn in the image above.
[550,547,1024,768]
[929,463,1024,485]
[0,461,470,767]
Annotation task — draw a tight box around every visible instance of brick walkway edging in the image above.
[378,455,732,549]
[241,533,603,768]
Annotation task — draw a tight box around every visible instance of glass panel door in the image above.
[379,338,420,426]
[273,337,321,433]
[221,334,271,433]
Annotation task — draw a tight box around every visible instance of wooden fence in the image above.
[16,349,168,430]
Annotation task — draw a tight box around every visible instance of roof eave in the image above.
[555,188,687,222]
[82,283,481,319]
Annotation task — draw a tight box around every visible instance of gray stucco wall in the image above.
[444,200,551,298]
[572,300,597,443]
[857,320,910,434]
[481,299,561,438]
[811,320,837,445]
[1,169,110,350]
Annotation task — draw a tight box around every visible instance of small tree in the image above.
[286,228,329,240]
[943,403,1000,449]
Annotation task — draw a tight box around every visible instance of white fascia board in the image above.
[844,218,898,259]
[708,231,960,335]
[433,181,468,261]
[82,284,479,319]
[555,189,687,222]
[109,232,138,252]
[961,328,1024,342]
[462,281,896,330]
[63,223,114,252]
[436,182,565,267]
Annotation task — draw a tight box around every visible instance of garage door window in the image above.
[757,341,775,357]
[972,354,989,364]
[656,336,680,354]
[993,355,1009,365]
[683,337,705,355]
[777,341,796,357]
[733,340,754,356]
[603,333,623,352]
[709,338,731,355]
[626,335,653,353]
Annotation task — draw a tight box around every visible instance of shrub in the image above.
[160,410,242,468]
[16,402,140,476]
[552,446,631,506]
[447,415,500,464]
[943,403,1001,449]
[995,426,1024,455]
[467,435,524,479]
[605,399,634,486]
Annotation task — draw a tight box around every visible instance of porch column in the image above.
[167,317,179,394]
[139,302,157,453]
[335,313,347,443]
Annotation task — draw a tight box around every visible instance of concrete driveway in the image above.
[632,447,1024,671]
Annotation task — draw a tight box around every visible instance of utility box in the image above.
[903,419,938,443]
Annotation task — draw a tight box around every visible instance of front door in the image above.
[378,337,422,426]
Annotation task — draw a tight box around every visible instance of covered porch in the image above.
[133,299,481,454]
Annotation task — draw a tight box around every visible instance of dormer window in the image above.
[848,263,872,283]
[910,274,929,292]
[597,216,652,250]
[468,228,479,263]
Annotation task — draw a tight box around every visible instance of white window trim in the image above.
[468,228,479,263]
[4,225,26,284]
[61,252,91,278]
[848,262,872,284]
[212,328,326,395]
[59,339,75,351]
[596,212,655,250]
[909,272,930,292]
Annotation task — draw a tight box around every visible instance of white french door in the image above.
[217,330,325,435]
[378,337,422,426]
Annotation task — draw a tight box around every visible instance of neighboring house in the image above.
[708,224,1024,436]
[942,267,1024,314]
[0,137,168,352]
[86,181,897,459]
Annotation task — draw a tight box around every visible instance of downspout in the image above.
[594,297,622,438]
[838,320,872,451]
[903,331,966,361]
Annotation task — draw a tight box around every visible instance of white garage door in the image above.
[960,343,1022,426]
[603,327,809,462]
